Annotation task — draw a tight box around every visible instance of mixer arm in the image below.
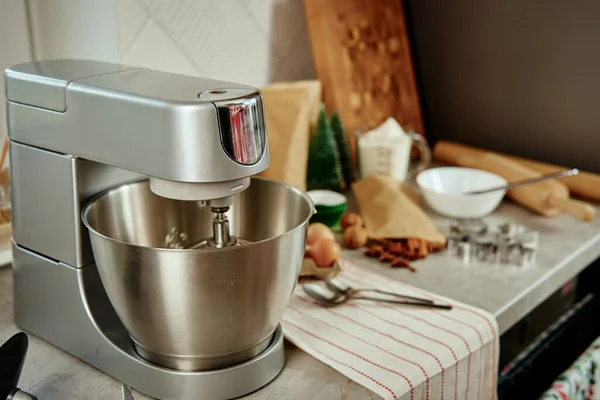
[5,59,269,202]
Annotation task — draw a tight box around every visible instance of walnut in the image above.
[342,225,368,249]
[341,213,363,230]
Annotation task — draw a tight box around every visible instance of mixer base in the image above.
[12,243,286,400]
[132,330,274,371]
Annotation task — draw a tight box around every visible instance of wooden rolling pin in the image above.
[434,140,600,202]
[456,152,596,221]
[433,140,486,165]
[502,154,600,202]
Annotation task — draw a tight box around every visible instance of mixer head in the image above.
[149,88,268,205]
[148,87,270,248]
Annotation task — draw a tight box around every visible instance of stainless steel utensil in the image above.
[324,278,435,304]
[495,235,520,265]
[449,219,539,266]
[474,234,494,262]
[450,218,488,236]
[447,232,465,256]
[517,230,540,248]
[519,244,537,266]
[464,169,579,195]
[83,177,314,371]
[121,385,134,400]
[456,241,472,264]
[303,283,452,310]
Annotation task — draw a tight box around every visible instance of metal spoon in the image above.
[464,168,578,195]
[302,283,452,310]
[325,278,434,304]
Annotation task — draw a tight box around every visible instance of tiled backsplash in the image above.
[28,0,316,87]
[0,1,31,139]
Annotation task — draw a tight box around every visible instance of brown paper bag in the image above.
[258,80,322,191]
[263,80,322,123]
[352,175,446,245]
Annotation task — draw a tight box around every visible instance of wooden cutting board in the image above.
[303,0,424,138]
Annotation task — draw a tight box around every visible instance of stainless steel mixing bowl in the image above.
[82,177,313,371]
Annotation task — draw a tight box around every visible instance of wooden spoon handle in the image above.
[547,195,597,221]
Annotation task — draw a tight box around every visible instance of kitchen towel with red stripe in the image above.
[282,261,499,400]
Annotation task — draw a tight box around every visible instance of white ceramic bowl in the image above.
[416,167,508,219]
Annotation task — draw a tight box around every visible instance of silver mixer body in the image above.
[4,60,306,400]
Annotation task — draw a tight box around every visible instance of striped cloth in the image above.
[282,261,499,400]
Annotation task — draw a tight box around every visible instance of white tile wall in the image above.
[26,0,316,87]
[0,0,31,139]
[28,0,120,62]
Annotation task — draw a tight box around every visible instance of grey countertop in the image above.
[4,200,600,399]
[347,200,600,334]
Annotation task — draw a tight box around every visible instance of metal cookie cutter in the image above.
[515,228,539,266]
[495,233,520,265]
[451,218,488,238]
[518,244,537,266]
[517,232,539,266]
[517,230,540,248]
[474,234,495,262]
[448,231,467,256]
[456,241,472,264]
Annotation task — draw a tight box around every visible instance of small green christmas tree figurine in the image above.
[330,111,356,188]
[306,106,344,192]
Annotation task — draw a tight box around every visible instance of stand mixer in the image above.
[5,60,313,399]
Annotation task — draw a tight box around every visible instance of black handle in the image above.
[0,333,28,400]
